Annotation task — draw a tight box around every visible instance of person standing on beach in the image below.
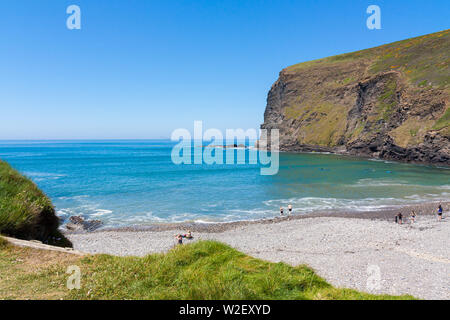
[175,234,183,245]
[396,212,403,224]
[288,204,293,215]
[410,210,416,224]
[437,204,443,221]
[280,207,284,216]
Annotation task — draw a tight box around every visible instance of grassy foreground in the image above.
[0,237,414,300]
[0,160,70,246]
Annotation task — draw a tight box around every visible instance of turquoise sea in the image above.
[0,140,449,227]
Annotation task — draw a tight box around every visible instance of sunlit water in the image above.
[1,140,449,227]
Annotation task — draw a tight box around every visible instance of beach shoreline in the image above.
[65,200,449,300]
[63,200,449,234]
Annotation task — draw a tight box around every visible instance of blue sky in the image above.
[0,0,448,139]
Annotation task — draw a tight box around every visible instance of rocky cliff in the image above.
[261,30,450,165]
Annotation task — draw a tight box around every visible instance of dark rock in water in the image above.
[66,216,103,232]
[65,223,83,232]
[203,144,248,149]
[69,216,84,225]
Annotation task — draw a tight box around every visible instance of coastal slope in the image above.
[261,29,450,164]
[0,160,70,246]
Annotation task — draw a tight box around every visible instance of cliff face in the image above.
[261,30,450,165]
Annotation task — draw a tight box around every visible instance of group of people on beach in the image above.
[280,204,293,216]
[174,230,193,245]
[172,204,444,245]
[173,204,296,246]
[173,204,295,246]
[395,204,444,225]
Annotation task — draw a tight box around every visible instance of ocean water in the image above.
[0,140,449,227]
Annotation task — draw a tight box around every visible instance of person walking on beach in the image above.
[280,207,284,216]
[288,204,293,215]
[410,210,416,224]
[437,204,443,221]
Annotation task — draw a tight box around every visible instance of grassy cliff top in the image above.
[0,239,414,300]
[0,160,69,246]
[287,29,450,88]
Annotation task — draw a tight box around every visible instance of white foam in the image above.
[91,209,113,217]
[58,195,90,200]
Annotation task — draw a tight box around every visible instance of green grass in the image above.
[347,122,366,142]
[376,79,398,121]
[433,108,450,131]
[287,29,450,88]
[0,239,415,300]
[0,235,8,249]
[285,97,348,147]
[369,30,450,87]
[0,160,70,247]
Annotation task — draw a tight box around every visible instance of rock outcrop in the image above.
[261,30,449,165]
[66,216,103,232]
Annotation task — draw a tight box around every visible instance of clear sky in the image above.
[0,0,448,139]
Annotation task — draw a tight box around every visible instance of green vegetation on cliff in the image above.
[267,29,449,163]
[288,29,450,88]
[376,79,398,121]
[433,108,450,130]
[0,160,70,246]
[0,238,414,300]
[368,31,450,88]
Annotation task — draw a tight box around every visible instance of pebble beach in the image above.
[67,202,450,300]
